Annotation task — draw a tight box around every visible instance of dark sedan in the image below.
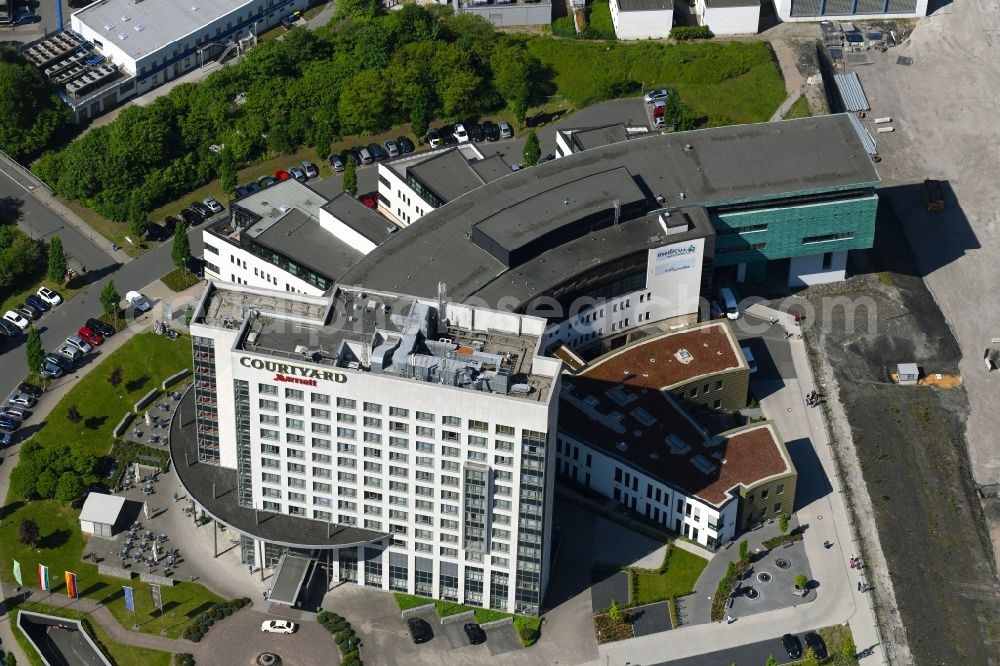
[804,632,827,659]
[397,136,415,154]
[463,623,486,645]
[407,618,433,644]
[482,121,500,142]
[782,633,803,660]
[179,209,202,226]
[466,123,484,142]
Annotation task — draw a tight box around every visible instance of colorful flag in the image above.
[123,586,135,612]
[38,564,49,592]
[65,571,77,598]
[151,583,162,610]
[12,559,22,586]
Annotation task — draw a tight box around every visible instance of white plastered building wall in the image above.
[695,0,760,34]
[609,0,673,39]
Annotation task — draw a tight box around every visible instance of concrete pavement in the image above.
[596,306,888,665]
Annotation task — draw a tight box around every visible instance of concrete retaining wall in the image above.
[139,573,175,586]
[480,617,513,629]
[134,389,159,412]
[440,610,475,625]
[97,564,134,580]
[162,368,190,390]
[400,604,436,619]
[113,413,134,438]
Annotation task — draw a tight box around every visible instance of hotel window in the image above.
[442,445,459,457]
[311,392,330,404]
[364,416,382,428]
[337,413,356,424]
[390,481,409,492]
[441,460,460,471]
[259,399,278,410]
[364,432,382,444]
[416,456,433,468]
[339,487,357,497]
[314,481,332,493]
[286,448,305,460]
[389,436,408,448]
[389,451,408,463]
[263,501,281,512]
[416,426,435,438]
[259,384,277,395]
[389,406,409,417]
[314,510,332,520]
[260,444,279,455]
[467,451,487,462]
[468,435,487,448]
[286,433,304,445]
[495,440,513,451]
[337,397,356,409]
[285,388,304,400]
[337,427,356,439]
[442,416,461,427]
[364,461,382,473]
[286,418,304,430]
[416,441,434,453]
[312,423,331,434]
[259,414,278,425]
[260,428,279,440]
[363,402,382,414]
[389,421,408,433]
[468,419,488,432]
[312,438,331,450]
[288,492,306,503]
[337,442,356,454]
[496,424,515,437]
[287,462,306,474]
[314,467,332,479]
[416,411,434,422]
[312,453,331,464]
[338,472,356,483]
[261,472,281,484]
[442,431,460,443]
[337,456,356,468]
[312,408,330,419]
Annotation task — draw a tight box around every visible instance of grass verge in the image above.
[630,547,708,605]
[784,94,813,120]
[392,593,542,647]
[14,603,172,666]
[160,267,202,293]
[58,198,150,257]
[14,331,192,466]
[816,624,859,665]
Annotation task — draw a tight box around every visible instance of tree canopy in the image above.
[33,7,544,221]
[0,48,72,159]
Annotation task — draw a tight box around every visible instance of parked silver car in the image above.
[66,334,92,354]
[8,393,36,408]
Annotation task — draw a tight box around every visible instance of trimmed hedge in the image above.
[671,26,712,40]
[174,654,195,666]
[182,597,248,642]
[318,611,363,666]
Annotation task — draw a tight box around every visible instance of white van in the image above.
[718,287,739,320]
[741,346,757,374]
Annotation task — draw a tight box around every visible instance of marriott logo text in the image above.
[239,357,347,383]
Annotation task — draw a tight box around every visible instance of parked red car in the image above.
[274,169,291,181]
[77,326,104,346]
[653,106,666,119]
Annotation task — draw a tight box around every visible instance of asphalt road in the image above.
[650,631,807,666]
[0,167,209,407]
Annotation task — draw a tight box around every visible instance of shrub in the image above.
[779,512,790,533]
[795,574,809,589]
[671,26,712,40]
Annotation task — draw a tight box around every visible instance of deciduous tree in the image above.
[55,472,84,504]
[18,518,39,545]
[100,281,121,320]
[66,404,82,424]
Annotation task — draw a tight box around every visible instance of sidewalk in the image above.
[596,305,889,665]
[0,278,207,664]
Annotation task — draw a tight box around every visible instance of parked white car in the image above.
[125,291,152,314]
[36,287,62,305]
[2,311,29,331]
[261,619,297,634]
[453,123,469,143]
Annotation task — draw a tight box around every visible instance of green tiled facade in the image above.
[709,193,879,267]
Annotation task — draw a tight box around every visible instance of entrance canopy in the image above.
[268,555,312,606]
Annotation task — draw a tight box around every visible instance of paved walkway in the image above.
[597,305,888,666]
[768,39,808,122]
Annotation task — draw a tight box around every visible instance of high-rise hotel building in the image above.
[176,280,560,615]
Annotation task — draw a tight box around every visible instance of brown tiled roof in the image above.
[559,325,789,507]
[580,322,744,390]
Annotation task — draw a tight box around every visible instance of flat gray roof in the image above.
[268,555,311,605]
[79,492,126,524]
[408,148,489,203]
[568,124,629,151]
[171,389,387,548]
[618,0,672,10]
[341,115,880,302]
[74,0,252,62]
[704,0,760,7]
[470,154,514,183]
[321,193,396,245]
[250,208,362,280]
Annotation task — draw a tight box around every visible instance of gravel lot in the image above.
[805,201,1000,665]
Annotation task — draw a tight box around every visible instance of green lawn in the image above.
[586,1,616,39]
[21,331,193,466]
[14,603,172,666]
[393,593,542,647]
[160,267,202,293]
[632,547,708,605]
[784,94,813,120]
[813,624,859,665]
[525,38,786,125]
[0,501,222,640]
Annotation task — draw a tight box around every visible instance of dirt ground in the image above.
[801,200,1000,665]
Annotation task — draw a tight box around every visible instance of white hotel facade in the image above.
[182,281,560,615]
